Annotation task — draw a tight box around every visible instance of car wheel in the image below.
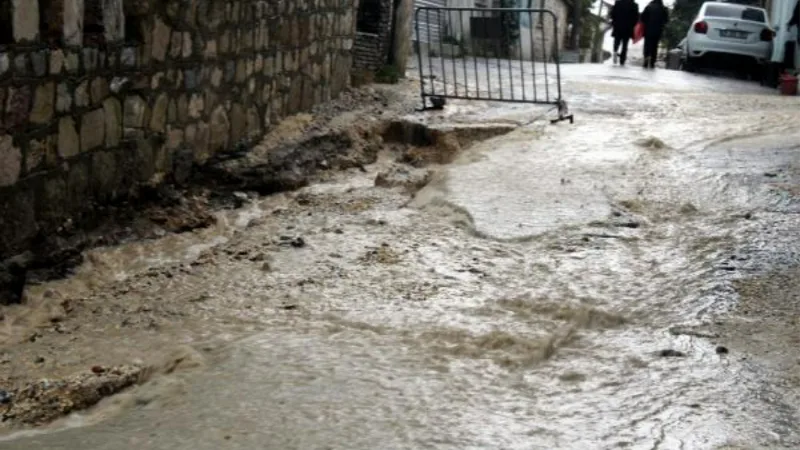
[682,56,697,72]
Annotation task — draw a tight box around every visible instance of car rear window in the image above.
[704,4,766,22]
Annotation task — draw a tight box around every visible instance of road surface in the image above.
[2,64,800,450]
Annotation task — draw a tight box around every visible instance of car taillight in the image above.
[760,28,774,41]
[694,21,708,34]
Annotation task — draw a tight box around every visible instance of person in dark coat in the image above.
[610,0,640,66]
[789,0,800,42]
[640,0,669,68]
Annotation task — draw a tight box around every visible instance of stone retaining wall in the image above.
[0,0,357,259]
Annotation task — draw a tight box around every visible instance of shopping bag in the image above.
[633,22,644,44]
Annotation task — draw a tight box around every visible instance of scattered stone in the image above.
[5,365,143,426]
[715,346,729,355]
[34,356,45,364]
[91,366,106,374]
[260,262,272,272]
[764,172,778,178]
[0,390,12,405]
[290,237,306,248]
[232,192,249,208]
[658,349,686,358]
[374,164,432,192]
[280,304,298,310]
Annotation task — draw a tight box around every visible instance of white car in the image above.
[683,2,774,71]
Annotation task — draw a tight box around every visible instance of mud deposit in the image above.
[2,66,800,450]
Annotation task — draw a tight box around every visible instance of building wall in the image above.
[0,0,358,259]
[516,0,569,61]
[353,0,395,70]
[437,0,568,61]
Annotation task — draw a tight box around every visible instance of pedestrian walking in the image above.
[610,0,640,66]
[640,0,669,69]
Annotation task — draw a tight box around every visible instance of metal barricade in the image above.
[414,6,573,123]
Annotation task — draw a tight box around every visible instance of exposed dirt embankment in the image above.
[0,85,417,306]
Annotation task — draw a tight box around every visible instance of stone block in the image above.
[177,94,188,123]
[81,109,106,152]
[12,0,39,42]
[211,67,223,87]
[65,51,80,73]
[0,53,8,76]
[219,31,230,53]
[64,0,84,46]
[90,77,109,105]
[26,136,54,173]
[168,99,177,123]
[50,50,65,74]
[103,97,122,147]
[246,106,260,138]
[0,135,21,187]
[193,121,210,163]
[152,18,171,61]
[38,174,68,222]
[91,150,118,200]
[83,48,98,72]
[56,83,72,113]
[224,61,235,82]
[31,51,47,76]
[166,127,184,150]
[184,69,198,90]
[124,95,147,128]
[205,40,218,58]
[13,54,27,76]
[149,93,168,132]
[66,156,90,210]
[29,82,55,124]
[121,47,137,67]
[188,93,204,119]
[170,31,182,58]
[74,81,89,108]
[5,85,31,130]
[134,137,155,183]
[209,106,229,153]
[235,59,247,83]
[58,117,80,158]
[182,32,193,58]
[102,0,125,42]
[230,103,246,143]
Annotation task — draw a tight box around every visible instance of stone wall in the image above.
[0,0,357,259]
[352,0,394,71]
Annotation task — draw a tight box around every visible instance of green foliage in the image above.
[579,13,602,49]
[499,0,521,57]
[662,0,704,49]
[375,65,401,84]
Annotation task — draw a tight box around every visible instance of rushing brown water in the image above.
[2,65,800,449]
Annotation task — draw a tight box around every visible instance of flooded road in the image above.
[3,65,800,449]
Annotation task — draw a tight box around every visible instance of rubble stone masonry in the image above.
[0,0,357,258]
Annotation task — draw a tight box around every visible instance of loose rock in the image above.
[659,349,686,358]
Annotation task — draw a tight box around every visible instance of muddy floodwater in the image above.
[2,65,800,449]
